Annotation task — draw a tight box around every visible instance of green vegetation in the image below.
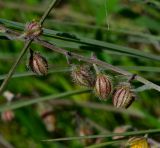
[0,0,160,147]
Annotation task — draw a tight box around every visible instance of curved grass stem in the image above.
[0,40,32,94]
[42,129,160,142]
[35,38,160,93]
[0,89,91,112]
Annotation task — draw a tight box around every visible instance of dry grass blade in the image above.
[42,129,160,142]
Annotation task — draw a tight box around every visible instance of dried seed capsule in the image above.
[113,82,135,108]
[94,74,112,100]
[71,65,95,87]
[127,137,150,148]
[29,49,48,76]
[23,20,42,39]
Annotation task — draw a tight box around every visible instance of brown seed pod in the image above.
[23,20,42,39]
[94,74,112,100]
[29,49,48,76]
[127,137,150,148]
[71,65,95,87]
[113,82,135,108]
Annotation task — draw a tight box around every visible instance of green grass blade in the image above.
[0,89,91,112]
[0,67,71,80]
[42,129,160,142]
[0,66,159,81]
[46,19,160,42]
[43,30,160,61]
[119,66,160,72]
[0,18,160,61]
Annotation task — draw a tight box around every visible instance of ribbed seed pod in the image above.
[127,137,150,148]
[94,74,112,100]
[23,20,42,39]
[29,49,48,76]
[113,82,135,108]
[71,65,95,87]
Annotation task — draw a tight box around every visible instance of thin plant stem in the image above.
[0,0,59,95]
[0,135,14,148]
[86,140,126,148]
[1,21,160,92]
[39,0,59,25]
[35,38,160,92]
[0,40,32,94]
[0,68,71,80]
[86,118,110,133]
[1,19,160,61]
[93,64,100,74]
[42,129,160,142]
[0,89,91,112]
[0,66,160,81]
[49,99,145,118]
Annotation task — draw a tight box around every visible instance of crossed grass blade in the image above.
[0,19,160,61]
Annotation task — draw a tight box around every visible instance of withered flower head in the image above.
[23,20,42,39]
[0,25,7,33]
[94,74,112,101]
[113,82,135,109]
[127,137,150,148]
[71,65,95,87]
[78,124,94,145]
[29,49,48,76]
[112,125,133,140]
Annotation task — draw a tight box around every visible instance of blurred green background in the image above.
[0,0,160,147]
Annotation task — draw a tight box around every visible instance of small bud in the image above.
[41,112,56,132]
[113,82,135,108]
[29,49,48,76]
[94,74,112,100]
[71,65,95,87]
[22,20,42,39]
[1,110,15,122]
[127,137,150,148]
